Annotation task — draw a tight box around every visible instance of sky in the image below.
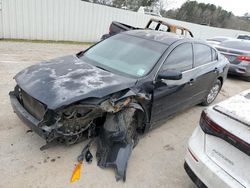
[166,0,250,16]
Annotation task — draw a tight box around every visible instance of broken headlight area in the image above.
[51,96,136,144]
[12,85,104,145]
[52,104,105,145]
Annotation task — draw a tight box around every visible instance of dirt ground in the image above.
[0,41,249,188]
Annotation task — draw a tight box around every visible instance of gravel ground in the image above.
[0,41,249,188]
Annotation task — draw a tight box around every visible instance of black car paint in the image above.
[9,31,228,182]
[148,39,226,126]
[15,55,137,110]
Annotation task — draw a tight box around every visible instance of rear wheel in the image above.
[201,79,222,106]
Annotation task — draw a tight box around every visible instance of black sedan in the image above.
[9,30,229,181]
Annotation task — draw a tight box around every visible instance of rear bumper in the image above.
[184,162,207,188]
[9,91,47,139]
[228,63,250,77]
[185,126,244,188]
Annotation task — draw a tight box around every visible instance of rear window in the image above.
[194,43,212,66]
[148,21,159,30]
[237,35,250,40]
[158,24,170,32]
[220,40,250,51]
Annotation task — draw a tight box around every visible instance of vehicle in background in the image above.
[10,30,228,181]
[207,35,250,45]
[206,36,232,46]
[237,34,250,40]
[215,39,250,81]
[101,18,194,40]
[137,6,162,17]
[185,89,250,188]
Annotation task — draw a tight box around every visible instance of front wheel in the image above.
[244,76,250,82]
[201,79,222,106]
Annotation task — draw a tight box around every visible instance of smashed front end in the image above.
[9,85,147,181]
[10,85,101,144]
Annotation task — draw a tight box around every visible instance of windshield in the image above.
[81,34,167,77]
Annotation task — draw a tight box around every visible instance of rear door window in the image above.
[158,24,170,32]
[162,43,193,72]
[194,43,212,67]
[148,21,159,30]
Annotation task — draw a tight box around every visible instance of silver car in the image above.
[215,39,250,81]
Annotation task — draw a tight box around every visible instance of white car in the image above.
[185,89,250,188]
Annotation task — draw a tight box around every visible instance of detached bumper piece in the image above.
[96,109,136,181]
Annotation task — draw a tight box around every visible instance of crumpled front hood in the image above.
[15,55,136,110]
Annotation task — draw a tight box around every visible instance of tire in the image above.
[201,79,222,106]
[243,76,250,82]
[121,108,139,147]
[101,108,139,148]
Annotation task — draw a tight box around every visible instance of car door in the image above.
[189,43,219,104]
[150,42,196,126]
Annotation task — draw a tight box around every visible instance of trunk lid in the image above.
[216,40,250,64]
[216,46,245,64]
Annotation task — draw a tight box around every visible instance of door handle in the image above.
[188,78,195,85]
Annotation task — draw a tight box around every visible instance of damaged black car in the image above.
[9,30,229,181]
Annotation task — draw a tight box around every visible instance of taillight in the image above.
[188,148,199,162]
[236,55,250,62]
[200,111,250,156]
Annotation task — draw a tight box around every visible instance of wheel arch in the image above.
[217,76,223,85]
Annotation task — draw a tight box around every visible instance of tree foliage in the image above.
[83,0,250,31]
[161,0,250,31]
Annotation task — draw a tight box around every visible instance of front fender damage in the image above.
[63,90,148,182]
[13,85,148,181]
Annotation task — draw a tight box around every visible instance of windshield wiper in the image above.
[95,65,110,72]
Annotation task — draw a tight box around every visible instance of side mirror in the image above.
[157,70,182,80]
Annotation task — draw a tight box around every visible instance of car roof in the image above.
[123,29,187,45]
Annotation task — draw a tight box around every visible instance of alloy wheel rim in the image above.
[207,84,220,104]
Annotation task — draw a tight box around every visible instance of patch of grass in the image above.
[0,38,95,45]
